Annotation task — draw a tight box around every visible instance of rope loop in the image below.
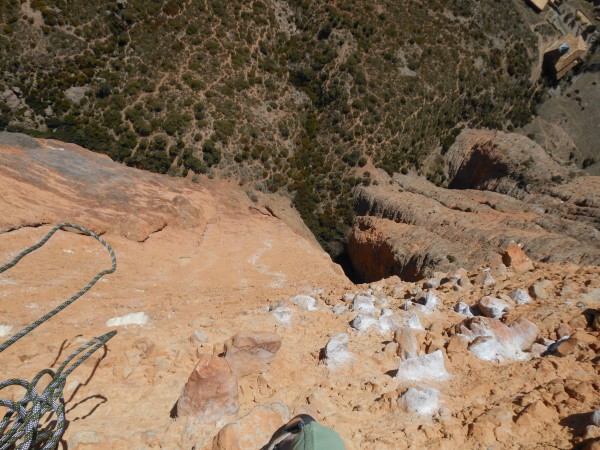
[0,223,117,449]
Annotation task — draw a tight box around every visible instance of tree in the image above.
[202,140,221,167]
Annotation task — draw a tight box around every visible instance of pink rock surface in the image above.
[224,331,282,377]
[176,354,239,421]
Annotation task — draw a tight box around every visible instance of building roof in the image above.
[576,9,593,27]
[528,0,548,11]
[545,34,587,79]
[556,59,580,79]
[546,34,587,56]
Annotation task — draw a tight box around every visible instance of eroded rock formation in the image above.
[348,130,600,282]
[444,128,574,198]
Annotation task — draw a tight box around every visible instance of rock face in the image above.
[444,129,572,199]
[0,132,324,249]
[176,354,239,421]
[0,134,351,449]
[224,332,282,378]
[348,166,600,281]
[348,128,600,282]
[0,133,205,241]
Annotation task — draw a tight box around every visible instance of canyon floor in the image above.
[0,135,599,449]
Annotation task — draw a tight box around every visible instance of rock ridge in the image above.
[349,130,600,281]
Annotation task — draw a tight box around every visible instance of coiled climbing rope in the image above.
[0,223,117,449]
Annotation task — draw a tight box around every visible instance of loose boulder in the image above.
[397,310,423,330]
[462,316,538,362]
[419,290,439,311]
[378,309,423,334]
[176,354,239,421]
[224,332,282,378]
[475,270,495,286]
[515,400,558,427]
[272,306,293,324]
[552,337,580,356]
[398,387,441,416]
[591,408,600,427]
[396,350,449,381]
[502,244,534,272]
[332,304,347,315]
[529,280,553,299]
[106,312,150,327]
[290,295,317,311]
[478,296,509,319]
[0,325,13,337]
[510,288,533,305]
[454,302,474,317]
[324,332,354,368]
[377,310,401,333]
[508,318,539,351]
[351,295,378,313]
[394,327,419,360]
[351,311,379,331]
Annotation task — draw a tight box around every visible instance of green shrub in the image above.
[151,135,168,151]
[213,120,235,142]
[184,155,207,174]
[0,113,9,130]
[132,119,152,136]
[342,149,361,167]
[163,111,191,136]
[202,140,221,166]
[129,150,172,173]
[182,73,205,91]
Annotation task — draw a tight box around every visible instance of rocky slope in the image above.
[0,135,599,450]
[349,130,600,282]
[0,134,349,447]
[444,128,574,198]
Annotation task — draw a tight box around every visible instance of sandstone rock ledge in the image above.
[0,134,598,450]
[349,157,600,282]
[0,134,349,449]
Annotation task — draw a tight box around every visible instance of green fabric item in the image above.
[291,422,346,450]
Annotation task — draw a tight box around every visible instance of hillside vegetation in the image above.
[0,0,540,256]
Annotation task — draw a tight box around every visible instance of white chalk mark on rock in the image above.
[248,239,286,288]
